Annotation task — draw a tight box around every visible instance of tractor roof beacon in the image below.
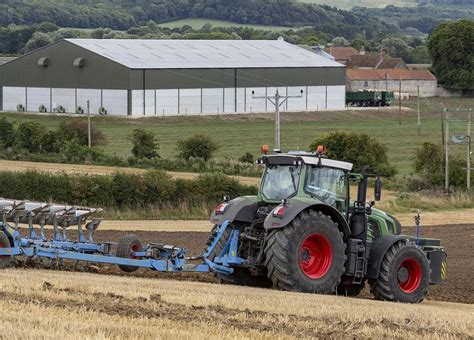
[209,147,446,303]
[0,148,446,304]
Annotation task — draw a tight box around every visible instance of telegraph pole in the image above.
[252,89,303,151]
[445,112,449,192]
[467,110,471,191]
[398,78,402,126]
[417,85,421,134]
[87,100,91,148]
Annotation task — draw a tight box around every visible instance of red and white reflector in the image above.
[214,203,230,215]
[273,205,287,218]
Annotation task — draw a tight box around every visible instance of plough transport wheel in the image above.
[0,232,11,269]
[117,234,143,273]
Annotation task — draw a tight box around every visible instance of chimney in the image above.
[360,46,365,55]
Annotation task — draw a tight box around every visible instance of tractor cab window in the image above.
[261,165,301,200]
[305,167,347,207]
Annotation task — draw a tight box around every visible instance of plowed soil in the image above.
[69,223,474,304]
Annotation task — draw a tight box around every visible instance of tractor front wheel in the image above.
[265,210,345,294]
[370,240,430,303]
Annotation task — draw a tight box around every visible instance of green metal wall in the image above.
[0,39,346,90]
[0,40,131,89]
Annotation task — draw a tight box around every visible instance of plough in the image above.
[0,199,238,274]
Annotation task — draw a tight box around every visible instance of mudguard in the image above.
[366,234,408,279]
[210,196,259,225]
[263,200,351,237]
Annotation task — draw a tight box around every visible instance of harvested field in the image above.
[1,268,472,339]
[20,223,474,304]
[0,159,260,186]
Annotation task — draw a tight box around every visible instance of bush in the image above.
[412,142,471,190]
[15,122,45,153]
[413,142,444,186]
[0,118,15,148]
[239,152,254,164]
[128,129,159,159]
[59,141,105,164]
[309,132,396,177]
[58,118,107,147]
[41,130,62,153]
[177,134,219,161]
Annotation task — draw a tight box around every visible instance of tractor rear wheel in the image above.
[265,210,345,294]
[370,240,430,303]
[207,224,272,288]
[117,234,143,273]
[0,232,11,269]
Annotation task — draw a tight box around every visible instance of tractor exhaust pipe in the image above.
[351,166,370,239]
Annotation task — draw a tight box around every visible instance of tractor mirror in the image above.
[374,177,382,201]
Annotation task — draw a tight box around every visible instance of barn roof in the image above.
[326,47,359,61]
[66,39,344,70]
[347,69,437,81]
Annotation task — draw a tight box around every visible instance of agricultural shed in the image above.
[0,38,346,116]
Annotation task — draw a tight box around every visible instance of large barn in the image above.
[0,39,346,116]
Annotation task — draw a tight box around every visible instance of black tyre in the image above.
[207,224,272,288]
[116,234,143,273]
[370,240,430,303]
[337,281,366,297]
[0,232,11,269]
[265,210,346,294]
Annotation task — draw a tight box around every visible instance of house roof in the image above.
[346,54,383,68]
[65,39,344,69]
[379,57,406,69]
[0,57,17,65]
[347,69,437,81]
[326,47,359,61]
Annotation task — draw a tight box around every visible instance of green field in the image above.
[297,0,417,9]
[158,18,291,31]
[2,97,473,176]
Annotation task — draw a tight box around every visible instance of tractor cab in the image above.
[258,149,353,210]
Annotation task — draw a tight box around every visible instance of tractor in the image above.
[208,146,446,303]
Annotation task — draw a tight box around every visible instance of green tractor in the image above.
[209,147,446,303]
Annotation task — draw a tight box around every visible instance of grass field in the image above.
[3,97,473,176]
[1,268,472,338]
[158,18,291,31]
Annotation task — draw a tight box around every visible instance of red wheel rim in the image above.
[131,244,141,259]
[398,258,422,293]
[299,233,332,279]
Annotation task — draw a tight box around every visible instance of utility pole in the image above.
[467,110,472,191]
[252,89,303,151]
[445,113,449,192]
[398,78,402,126]
[417,85,421,134]
[87,100,91,148]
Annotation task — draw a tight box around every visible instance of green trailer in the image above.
[346,91,394,107]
